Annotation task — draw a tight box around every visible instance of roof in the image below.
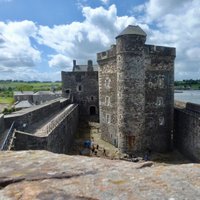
[14,91,34,95]
[73,64,98,72]
[54,91,62,94]
[14,100,33,109]
[33,91,55,95]
[116,25,147,38]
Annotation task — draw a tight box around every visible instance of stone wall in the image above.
[97,45,118,146]
[14,131,47,150]
[174,103,200,162]
[13,104,79,154]
[144,45,175,152]
[0,114,5,134]
[47,104,79,153]
[4,99,62,129]
[33,94,61,105]
[62,71,99,122]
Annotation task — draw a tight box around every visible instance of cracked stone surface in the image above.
[0,151,200,200]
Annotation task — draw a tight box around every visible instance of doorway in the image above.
[89,106,96,115]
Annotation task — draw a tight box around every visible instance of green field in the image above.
[175,80,200,90]
[0,81,62,107]
[0,81,62,92]
[0,97,14,104]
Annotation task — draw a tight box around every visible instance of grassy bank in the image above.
[0,97,14,104]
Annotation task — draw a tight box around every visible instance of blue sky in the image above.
[0,0,199,81]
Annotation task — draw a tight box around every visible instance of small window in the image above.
[106,114,111,123]
[157,97,163,106]
[91,96,94,101]
[77,84,83,92]
[159,116,165,126]
[148,82,153,88]
[105,96,110,106]
[105,78,110,88]
[158,75,165,88]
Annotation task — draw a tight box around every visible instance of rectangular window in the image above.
[156,97,163,106]
[105,96,110,106]
[159,116,165,126]
[105,78,110,88]
[77,84,83,92]
[106,114,111,123]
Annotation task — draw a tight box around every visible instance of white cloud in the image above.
[0,1,199,81]
[48,54,72,69]
[0,20,41,69]
[133,0,200,80]
[37,4,137,70]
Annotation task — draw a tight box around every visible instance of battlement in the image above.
[145,45,176,57]
[97,45,116,61]
[186,102,200,114]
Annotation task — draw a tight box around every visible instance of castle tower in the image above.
[97,25,175,155]
[116,25,147,154]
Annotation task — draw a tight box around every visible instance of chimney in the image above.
[73,60,76,67]
[87,60,93,71]
[72,60,76,71]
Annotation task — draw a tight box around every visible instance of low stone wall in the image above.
[47,104,79,153]
[13,104,79,154]
[4,99,61,129]
[14,131,47,150]
[174,103,200,162]
[0,114,5,134]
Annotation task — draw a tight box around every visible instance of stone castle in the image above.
[62,25,176,155]
[0,25,199,162]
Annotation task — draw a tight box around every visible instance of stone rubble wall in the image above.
[174,103,200,162]
[98,54,118,146]
[62,71,99,122]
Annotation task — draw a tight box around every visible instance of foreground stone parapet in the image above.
[0,151,200,200]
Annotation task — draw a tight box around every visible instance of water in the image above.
[174,90,200,104]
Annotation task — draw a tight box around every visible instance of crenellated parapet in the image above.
[97,45,116,62]
[145,45,176,57]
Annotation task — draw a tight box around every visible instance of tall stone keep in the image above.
[97,25,176,155]
[116,26,147,154]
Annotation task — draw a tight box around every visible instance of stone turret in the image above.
[116,25,147,154]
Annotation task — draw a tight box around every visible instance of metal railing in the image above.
[0,121,15,151]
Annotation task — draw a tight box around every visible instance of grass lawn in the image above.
[0,97,14,104]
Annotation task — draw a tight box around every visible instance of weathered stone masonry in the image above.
[174,102,200,162]
[62,60,99,122]
[97,25,175,154]
[13,104,79,154]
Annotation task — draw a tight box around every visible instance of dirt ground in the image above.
[69,122,191,165]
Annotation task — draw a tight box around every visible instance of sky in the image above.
[0,0,199,81]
